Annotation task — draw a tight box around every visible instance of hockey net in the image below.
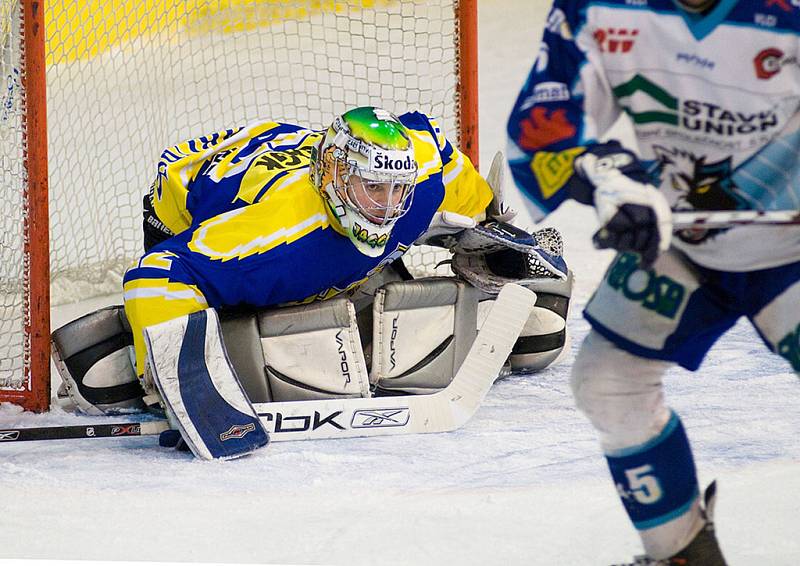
[0,0,478,411]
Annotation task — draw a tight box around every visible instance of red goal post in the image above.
[2,0,479,412]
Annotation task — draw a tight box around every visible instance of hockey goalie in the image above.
[51,107,573,459]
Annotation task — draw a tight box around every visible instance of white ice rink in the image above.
[1,1,799,564]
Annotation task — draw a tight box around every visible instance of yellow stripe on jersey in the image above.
[438,147,493,219]
[188,182,330,261]
[122,278,210,375]
[234,131,321,204]
[152,124,252,234]
[133,250,179,270]
[407,128,441,184]
[427,118,449,152]
[152,122,318,235]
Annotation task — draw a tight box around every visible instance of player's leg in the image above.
[572,333,723,564]
[123,251,209,379]
[746,259,800,375]
[572,249,735,564]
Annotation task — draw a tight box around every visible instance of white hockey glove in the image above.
[573,144,672,268]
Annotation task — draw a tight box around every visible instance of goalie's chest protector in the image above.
[162,174,445,309]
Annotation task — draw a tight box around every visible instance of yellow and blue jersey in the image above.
[124,111,493,374]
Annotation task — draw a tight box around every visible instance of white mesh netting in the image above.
[1,0,26,391]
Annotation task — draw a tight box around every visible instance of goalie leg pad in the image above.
[510,273,573,372]
[51,305,145,415]
[371,277,479,395]
[144,309,269,460]
[218,313,271,403]
[476,272,573,373]
[257,298,371,401]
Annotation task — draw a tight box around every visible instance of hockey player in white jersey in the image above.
[508,0,800,564]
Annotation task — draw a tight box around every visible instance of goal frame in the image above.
[12,0,50,413]
[10,0,479,413]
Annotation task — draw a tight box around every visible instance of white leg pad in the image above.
[257,298,371,401]
[371,277,478,394]
[144,309,268,460]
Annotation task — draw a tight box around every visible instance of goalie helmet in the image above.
[310,107,418,257]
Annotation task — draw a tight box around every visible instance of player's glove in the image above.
[572,142,672,268]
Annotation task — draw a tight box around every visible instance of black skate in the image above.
[612,482,727,566]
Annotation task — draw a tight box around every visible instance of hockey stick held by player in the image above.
[50,107,572,459]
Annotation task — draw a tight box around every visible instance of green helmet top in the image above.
[341,107,411,151]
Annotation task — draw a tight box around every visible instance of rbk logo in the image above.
[219,422,256,441]
[0,430,20,441]
[594,28,639,53]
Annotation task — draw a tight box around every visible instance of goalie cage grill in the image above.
[0,0,479,412]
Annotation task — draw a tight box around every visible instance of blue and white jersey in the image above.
[508,0,800,271]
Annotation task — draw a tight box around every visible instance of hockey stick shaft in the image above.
[672,210,800,229]
[0,420,169,442]
[0,284,535,446]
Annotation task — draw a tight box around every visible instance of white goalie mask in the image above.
[310,107,418,257]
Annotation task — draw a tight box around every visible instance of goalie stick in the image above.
[0,284,535,445]
[672,210,800,229]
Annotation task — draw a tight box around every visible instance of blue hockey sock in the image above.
[605,412,699,530]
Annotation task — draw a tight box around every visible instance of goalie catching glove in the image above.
[449,222,572,373]
[452,221,568,284]
[572,141,672,268]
